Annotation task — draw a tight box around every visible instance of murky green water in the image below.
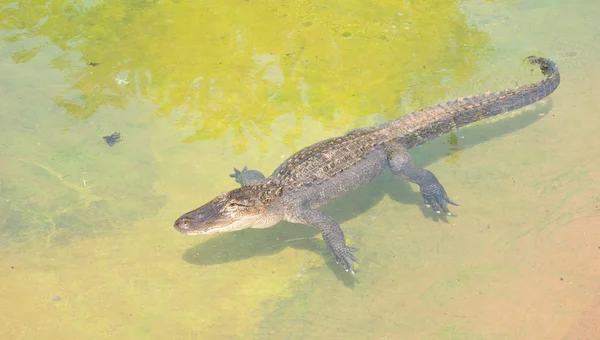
[1,0,599,339]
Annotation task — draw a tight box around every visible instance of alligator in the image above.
[174,56,560,274]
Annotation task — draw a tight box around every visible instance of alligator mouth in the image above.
[177,225,232,235]
[197,224,239,235]
[174,216,252,235]
[175,228,211,236]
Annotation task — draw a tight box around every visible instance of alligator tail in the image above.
[382,56,560,149]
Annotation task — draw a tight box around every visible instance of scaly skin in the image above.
[175,56,560,274]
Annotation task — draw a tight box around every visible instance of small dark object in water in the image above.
[103,132,121,146]
[87,62,100,67]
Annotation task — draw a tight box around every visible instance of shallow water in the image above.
[1,0,599,338]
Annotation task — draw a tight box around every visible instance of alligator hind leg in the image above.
[229,166,266,186]
[385,142,458,215]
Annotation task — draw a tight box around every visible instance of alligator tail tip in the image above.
[525,55,555,76]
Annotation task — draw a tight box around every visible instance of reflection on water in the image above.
[1,0,488,154]
[1,0,599,339]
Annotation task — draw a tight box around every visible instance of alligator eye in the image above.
[227,201,249,208]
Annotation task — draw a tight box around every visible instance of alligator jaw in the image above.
[174,213,265,235]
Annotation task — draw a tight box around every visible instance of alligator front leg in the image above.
[229,166,266,186]
[385,143,458,215]
[293,208,359,273]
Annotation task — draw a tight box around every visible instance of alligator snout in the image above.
[174,216,194,233]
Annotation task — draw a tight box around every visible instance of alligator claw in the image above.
[421,178,458,215]
[332,245,359,274]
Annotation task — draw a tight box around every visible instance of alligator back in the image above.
[268,128,380,189]
[265,56,560,194]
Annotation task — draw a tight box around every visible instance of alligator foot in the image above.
[331,245,359,274]
[420,178,459,215]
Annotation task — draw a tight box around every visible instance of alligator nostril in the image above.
[175,218,190,230]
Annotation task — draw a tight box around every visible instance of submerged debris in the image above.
[103,132,122,146]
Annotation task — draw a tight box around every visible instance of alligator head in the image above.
[174,185,277,235]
